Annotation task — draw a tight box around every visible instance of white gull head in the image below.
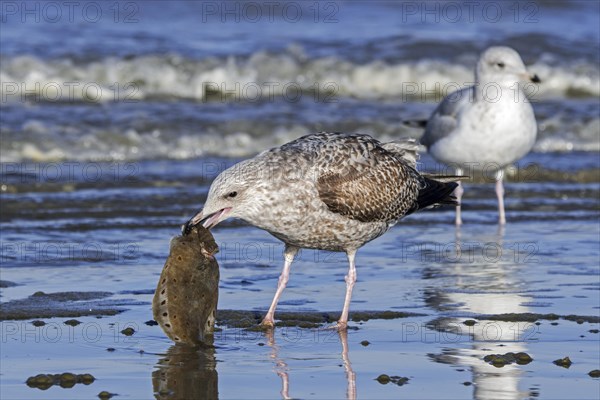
[475,46,540,88]
[182,158,271,233]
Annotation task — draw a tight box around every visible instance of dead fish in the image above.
[153,226,219,345]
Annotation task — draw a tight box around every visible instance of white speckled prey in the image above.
[183,132,460,330]
[421,46,540,225]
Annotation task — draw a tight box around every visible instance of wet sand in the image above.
[1,154,599,399]
[1,303,599,399]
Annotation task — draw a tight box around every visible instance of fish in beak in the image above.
[182,208,232,235]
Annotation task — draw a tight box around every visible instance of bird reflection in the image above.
[152,341,218,400]
[265,329,291,399]
[454,224,506,244]
[338,329,357,400]
[426,227,535,400]
[264,328,357,399]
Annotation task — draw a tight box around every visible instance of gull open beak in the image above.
[181,208,232,235]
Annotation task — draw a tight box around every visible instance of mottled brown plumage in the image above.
[278,133,452,224]
[316,144,421,222]
[153,226,219,345]
[183,132,459,329]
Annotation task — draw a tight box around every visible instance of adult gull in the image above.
[183,132,460,330]
[421,46,540,225]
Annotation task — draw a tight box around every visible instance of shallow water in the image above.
[1,0,600,399]
[1,154,599,399]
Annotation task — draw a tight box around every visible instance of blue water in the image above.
[1,1,599,399]
[1,0,599,161]
[2,1,599,60]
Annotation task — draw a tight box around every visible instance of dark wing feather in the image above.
[278,132,459,223]
[405,176,459,215]
[315,141,422,223]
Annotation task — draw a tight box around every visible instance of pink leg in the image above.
[337,249,357,330]
[495,170,506,225]
[262,245,299,327]
[453,167,464,225]
[339,330,356,399]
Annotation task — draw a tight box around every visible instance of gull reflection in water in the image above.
[265,328,357,400]
[427,227,535,400]
[339,329,357,399]
[265,329,291,399]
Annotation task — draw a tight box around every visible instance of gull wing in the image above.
[421,86,473,148]
[305,134,422,223]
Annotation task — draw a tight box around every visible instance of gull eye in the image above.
[227,191,238,198]
[496,62,505,69]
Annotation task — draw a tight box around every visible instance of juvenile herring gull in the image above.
[421,46,540,225]
[183,132,459,330]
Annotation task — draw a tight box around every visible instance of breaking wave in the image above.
[1,50,598,102]
[1,117,598,163]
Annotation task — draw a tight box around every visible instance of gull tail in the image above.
[408,175,465,215]
[422,174,467,184]
[382,138,420,168]
[402,119,428,129]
